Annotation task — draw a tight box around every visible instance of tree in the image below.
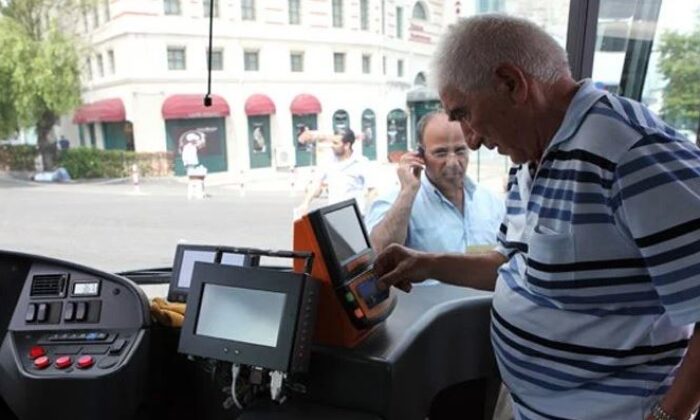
[0,1,84,169]
[657,26,700,144]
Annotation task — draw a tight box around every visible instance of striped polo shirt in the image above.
[492,79,700,419]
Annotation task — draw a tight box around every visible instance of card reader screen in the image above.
[356,275,389,309]
[196,284,287,347]
[323,206,369,264]
[177,250,217,288]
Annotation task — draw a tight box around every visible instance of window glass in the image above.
[244,51,259,71]
[591,0,700,143]
[167,47,186,70]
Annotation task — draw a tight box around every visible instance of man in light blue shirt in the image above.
[365,111,504,255]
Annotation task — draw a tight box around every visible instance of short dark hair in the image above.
[416,111,443,147]
[341,128,355,147]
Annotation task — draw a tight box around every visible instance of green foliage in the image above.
[0,144,37,171]
[657,28,700,128]
[0,1,82,146]
[57,148,173,179]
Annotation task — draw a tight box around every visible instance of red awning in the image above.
[161,94,230,120]
[72,98,126,124]
[245,94,276,116]
[290,94,321,115]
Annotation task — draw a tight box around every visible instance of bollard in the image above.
[131,163,141,194]
[290,167,296,197]
[239,169,246,197]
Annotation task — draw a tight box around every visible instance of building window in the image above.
[289,0,301,24]
[360,0,369,31]
[86,57,93,80]
[396,7,403,38]
[242,0,256,20]
[164,0,181,15]
[208,49,223,71]
[167,47,186,70]
[108,50,115,74]
[334,52,345,73]
[382,56,386,75]
[244,51,259,71]
[477,0,505,13]
[332,0,343,28]
[290,52,304,72]
[92,6,100,27]
[104,0,110,21]
[82,10,89,32]
[412,2,427,20]
[97,54,104,77]
[414,72,427,86]
[381,0,386,35]
[397,59,404,77]
[204,0,219,17]
[362,55,371,74]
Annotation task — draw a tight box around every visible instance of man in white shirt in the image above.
[296,128,376,215]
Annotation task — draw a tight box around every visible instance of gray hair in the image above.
[433,14,570,93]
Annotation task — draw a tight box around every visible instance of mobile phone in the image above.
[417,145,425,159]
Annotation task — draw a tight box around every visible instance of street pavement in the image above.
[0,157,507,274]
[0,175,308,273]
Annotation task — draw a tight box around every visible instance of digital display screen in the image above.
[356,275,389,309]
[177,250,217,288]
[196,284,287,348]
[221,253,246,266]
[323,205,369,265]
[73,282,99,296]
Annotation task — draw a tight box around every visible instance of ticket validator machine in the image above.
[293,199,397,347]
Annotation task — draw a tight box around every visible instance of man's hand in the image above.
[374,244,432,293]
[298,128,313,144]
[397,152,424,193]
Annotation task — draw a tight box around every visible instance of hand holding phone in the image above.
[397,150,424,193]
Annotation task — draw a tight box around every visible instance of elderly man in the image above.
[365,111,504,255]
[375,14,700,420]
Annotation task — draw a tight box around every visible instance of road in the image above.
[0,176,304,273]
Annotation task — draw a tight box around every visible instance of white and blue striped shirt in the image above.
[493,79,700,419]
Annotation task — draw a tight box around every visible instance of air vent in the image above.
[30,274,68,297]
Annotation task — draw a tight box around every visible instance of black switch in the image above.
[36,303,48,322]
[109,339,127,354]
[64,302,75,322]
[75,302,87,321]
[25,304,37,323]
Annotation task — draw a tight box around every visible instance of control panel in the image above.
[0,251,150,420]
[14,329,136,376]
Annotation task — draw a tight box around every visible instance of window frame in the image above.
[164,0,182,16]
[242,0,256,21]
[289,0,301,25]
[334,52,346,73]
[360,0,369,31]
[362,54,371,74]
[290,52,304,72]
[208,48,224,71]
[332,0,344,28]
[167,47,187,70]
[411,2,427,20]
[244,50,260,72]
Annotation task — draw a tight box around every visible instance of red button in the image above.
[55,356,72,369]
[33,356,50,370]
[28,346,45,360]
[354,308,365,319]
[77,356,94,369]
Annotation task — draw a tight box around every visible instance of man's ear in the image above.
[493,63,528,105]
